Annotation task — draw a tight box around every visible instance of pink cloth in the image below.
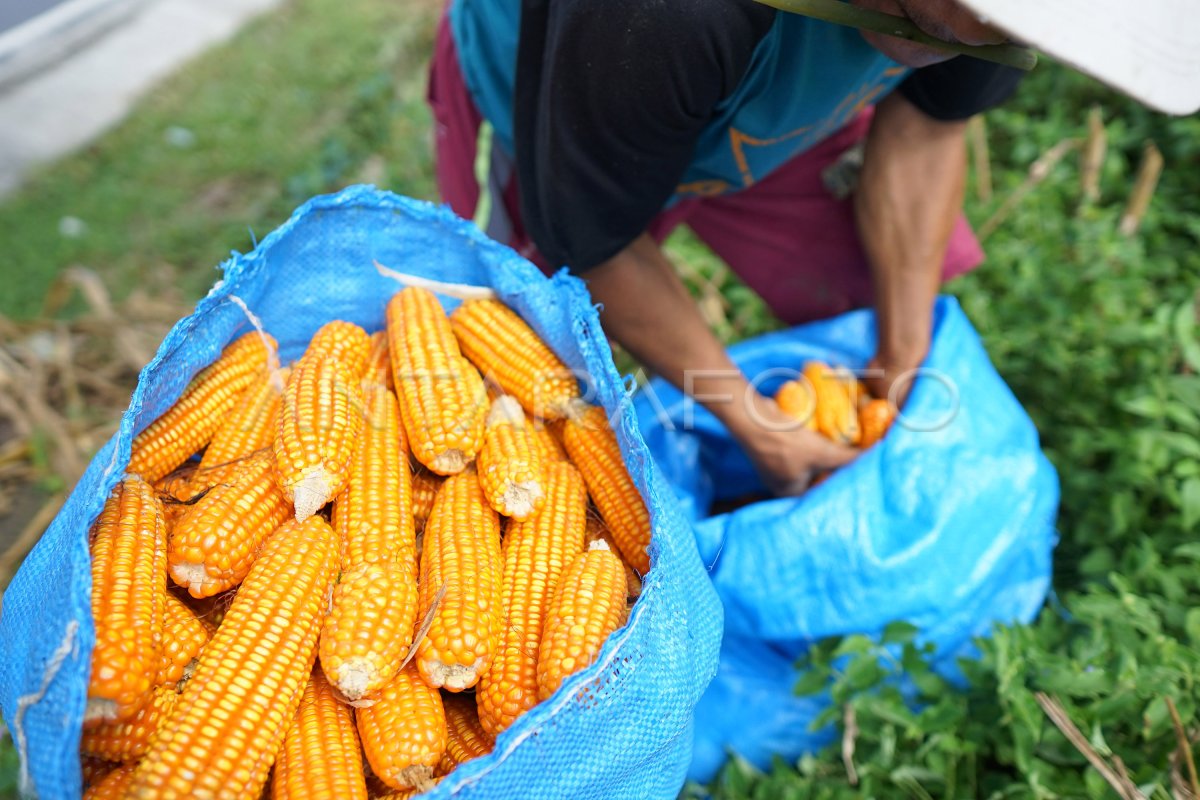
[428,14,984,326]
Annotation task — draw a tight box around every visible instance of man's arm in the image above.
[584,234,857,495]
[855,89,970,404]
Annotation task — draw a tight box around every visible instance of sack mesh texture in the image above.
[0,185,723,800]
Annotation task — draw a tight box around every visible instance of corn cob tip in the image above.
[169,561,208,597]
[83,698,117,725]
[292,469,334,521]
[426,659,486,692]
[496,480,544,519]
[429,449,469,475]
[400,766,436,793]
[588,538,611,552]
[486,395,524,426]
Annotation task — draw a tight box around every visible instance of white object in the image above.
[959,0,1200,115]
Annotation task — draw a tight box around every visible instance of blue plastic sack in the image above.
[0,186,723,800]
[632,297,1060,783]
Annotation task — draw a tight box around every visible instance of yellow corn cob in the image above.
[306,320,372,380]
[411,470,442,525]
[414,471,504,691]
[438,692,493,777]
[155,592,213,688]
[126,516,338,799]
[387,287,487,475]
[271,668,367,800]
[804,362,861,445]
[450,299,579,420]
[774,379,818,430]
[199,366,290,470]
[84,762,138,800]
[537,539,628,701]
[128,332,276,482]
[560,404,652,575]
[331,383,416,568]
[356,663,447,791]
[320,562,417,701]
[167,449,291,598]
[585,514,642,604]
[86,476,167,725]
[275,353,364,521]
[365,330,394,389]
[530,419,568,463]
[322,383,419,700]
[478,462,588,736]
[859,398,895,448]
[476,395,546,519]
[80,684,178,761]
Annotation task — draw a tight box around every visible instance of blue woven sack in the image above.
[0,186,723,799]
[632,297,1060,783]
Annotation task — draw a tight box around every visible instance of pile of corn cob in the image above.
[79,287,650,799]
[776,360,896,453]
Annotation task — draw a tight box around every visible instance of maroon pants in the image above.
[427,13,984,325]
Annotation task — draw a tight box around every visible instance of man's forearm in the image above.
[581,234,761,435]
[856,91,969,375]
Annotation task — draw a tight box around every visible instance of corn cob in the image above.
[167,449,291,598]
[371,785,436,800]
[322,383,419,700]
[478,462,588,736]
[84,763,138,800]
[81,756,119,790]
[560,404,652,575]
[804,362,861,445]
[199,366,290,470]
[476,395,546,519]
[774,379,818,430]
[128,332,276,482]
[859,397,895,448]
[356,663,447,791]
[155,592,213,689]
[365,330,394,389]
[331,382,416,568]
[438,692,493,777]
[414,471,504,691]
[387,287,487,475]
[275,352,364,521]
[126,516,339,799]
[306,320,372,380]
[271,668,367,800]
[537,539,628,701]
[411,470,441,525]
[86,476,167,725]
[530,418,568,463]
[80,684,179,762]
[450,299,579,420]
[585,514,642,604]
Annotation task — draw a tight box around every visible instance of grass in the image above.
[2,0,1200,795]
[0,0,439,319]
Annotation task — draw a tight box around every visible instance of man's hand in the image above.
[731,392,859,495]
[584,234,858,495]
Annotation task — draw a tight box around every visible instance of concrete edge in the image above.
[0,0,152,91]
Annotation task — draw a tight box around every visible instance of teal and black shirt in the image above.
[450,0,1022,270]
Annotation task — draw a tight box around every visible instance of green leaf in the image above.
[881,621,919,645]
[795,667,829,697]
